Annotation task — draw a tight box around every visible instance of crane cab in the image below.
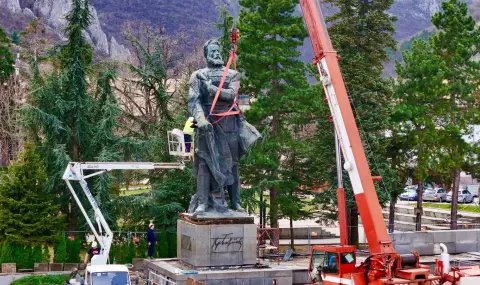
[309,245,358,285]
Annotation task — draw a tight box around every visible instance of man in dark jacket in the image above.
[147,223,155,259]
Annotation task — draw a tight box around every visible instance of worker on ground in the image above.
[183,117,194,153]
[85,241,101,263]
[147,223,156,259]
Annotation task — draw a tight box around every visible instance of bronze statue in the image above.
[187,39,261,216]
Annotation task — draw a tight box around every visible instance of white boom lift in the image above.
[64,131,190,284]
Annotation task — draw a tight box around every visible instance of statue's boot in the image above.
[231,202,245,212]
[228,164,245,212]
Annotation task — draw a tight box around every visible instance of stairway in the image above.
[382,204,480,231]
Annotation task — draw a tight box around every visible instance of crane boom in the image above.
[63,161,185,265]
[299,0,394,255]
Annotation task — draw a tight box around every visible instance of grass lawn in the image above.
[119,188,150,196]
[410,202,480,213]
[12,274,70,285]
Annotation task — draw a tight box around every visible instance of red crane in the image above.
[299,0,441,284]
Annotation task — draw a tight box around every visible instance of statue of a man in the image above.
[187,39,261,216]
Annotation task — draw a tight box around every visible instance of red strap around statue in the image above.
[208,28,242,124]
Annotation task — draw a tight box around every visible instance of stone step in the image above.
[382,211,450,225]
[381,219,450,231]
[392,204,480,222]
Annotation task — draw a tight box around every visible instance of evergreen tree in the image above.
[127,240,135,263]
[54,235,67,263]
[168,232,177,258]
[0,144,64,243]
[66,237,81,263]
[157,231,169,258]
[109,243,117,263]
[395,0,480,230]
[11,32,20,45]
[238,0,311,229]
[216,7,233,63]
[1,240,14,263]
[137,239,147,259]
[313,0,399,243]
[42,244,50,263]
[31,245,43,264]
[23,0,124,231]
[0,26,14,82]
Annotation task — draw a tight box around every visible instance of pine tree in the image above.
[395,0,480,230]
[216,7,233,63]
[1,240,14,263]
[54,235,67,263]
[66,237,81,263]
[313,0,399,243]
[31,245,43,264]
[11,32,20,45]
[168,232,177,258]
[238,0,311,229]
[137,239,147,259]
[0,26,14,82]
[127,241,135,264]
[42,244,51,263]
[157,231,169,258]
[0,144,65,243]
[22,0,124,232]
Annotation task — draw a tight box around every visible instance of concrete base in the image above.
[146,259,308,285]
[177,218,256,268]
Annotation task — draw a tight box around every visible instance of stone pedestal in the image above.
[177,215,256,268]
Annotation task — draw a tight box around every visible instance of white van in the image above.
[467,184,479,197]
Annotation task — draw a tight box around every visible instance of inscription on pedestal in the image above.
[211,233,243,252]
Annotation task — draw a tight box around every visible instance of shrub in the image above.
[54,235,67,263]
[11,274,69,285]
[158,231,168,258]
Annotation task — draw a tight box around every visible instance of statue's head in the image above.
[204,39,224,67]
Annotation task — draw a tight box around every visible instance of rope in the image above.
[207,28,242,125]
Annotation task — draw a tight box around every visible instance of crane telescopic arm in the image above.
[63,161,185,265]
[299,0,394,255]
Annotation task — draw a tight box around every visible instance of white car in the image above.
[423,188,447,202]
[70,264,131,285]
[446,189,474,203]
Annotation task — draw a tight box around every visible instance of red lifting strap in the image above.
[208,28,241,124]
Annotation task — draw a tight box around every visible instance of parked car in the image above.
[400,189,418,201]
[423,188,447,202]
[467,185,479,197]
[446,189,474,203]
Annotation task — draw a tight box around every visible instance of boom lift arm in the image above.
[299,0,393,255]
[63,162,184,265]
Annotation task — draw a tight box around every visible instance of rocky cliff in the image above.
[1,0,131,61]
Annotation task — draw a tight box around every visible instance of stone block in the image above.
[455,242,478,253]
[292,269,309,284]
[433,242,456,255]
[2,263,16,273]
[275,277,293,285]
[64,263,79,272]
[49,263,63,271]
[263,278,274,285]
[34,263,49,272]
[243,224,257,265]
[456,230,478,243]
[413,243,435,255]
[236,279,251,285]
[206,272,236,280]
[391,232,413,246]
[251,278,264,285]
[211,252,243,266]
[434,230,455,243]
[394,244,412,254]
[264,270,292,278]
[235,270,265,279]
[206,279,235,285]
[411,232,433,244]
